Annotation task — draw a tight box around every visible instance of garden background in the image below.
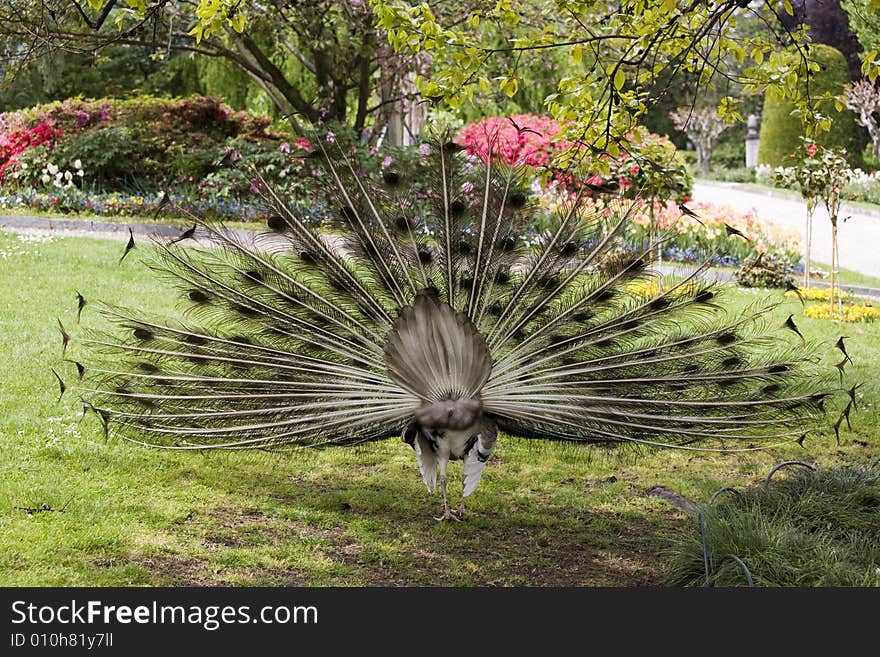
[0,0,878,587]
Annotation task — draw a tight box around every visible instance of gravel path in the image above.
[4,209,878,298]
[692,180,880,278]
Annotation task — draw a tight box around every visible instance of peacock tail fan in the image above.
[73,131,833,455]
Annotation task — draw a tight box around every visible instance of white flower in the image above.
[47,163,58,175]
[64,170,73,181]
[77,170,84,177]
[41,174,51,184]
[19,162,27,170]
[73,159,82,170]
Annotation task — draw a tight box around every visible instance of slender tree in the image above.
[843,78,880,162]
[669,106,728,176]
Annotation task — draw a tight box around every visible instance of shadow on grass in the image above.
[94,454,690,587]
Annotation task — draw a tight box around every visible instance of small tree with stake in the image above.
[773,139,825,289]
[779,143,853,317]
[816,147,854,318]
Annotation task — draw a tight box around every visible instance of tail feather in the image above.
[70,129,834,455]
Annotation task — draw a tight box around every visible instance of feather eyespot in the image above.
[234,304,259,318]
[267,215,286,232]
[133,328,154,341]
[188,290,210,303]
[559,241,580,257]
[538,274,559,289]
[449,199,467,216]
[498,235,518,251]
[716,332,737,345]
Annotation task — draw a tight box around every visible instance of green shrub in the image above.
[53,126,141,188]
[735,255,795,288]
[0,95,278,192]
[710,136,746,170]
[709,167,756,183]
[757,44,862,168]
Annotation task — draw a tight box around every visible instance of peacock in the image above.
[67,131,833,521]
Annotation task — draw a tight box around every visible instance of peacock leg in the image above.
[435,459,459,521]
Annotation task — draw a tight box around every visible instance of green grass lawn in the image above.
[0,208,268,233]
[1,229,877,586]
[809,262,880,290]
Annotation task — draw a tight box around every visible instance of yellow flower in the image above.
[785,288,848,302]
[804,304,878,322]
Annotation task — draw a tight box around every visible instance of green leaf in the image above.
[501,77,519,98]
[188,23,205,44]
[228,11,247,33]
[613,68,625,90]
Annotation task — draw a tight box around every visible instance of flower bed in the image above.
[536,188,800,268]
[803,302,878,322]
[785,287,849,302]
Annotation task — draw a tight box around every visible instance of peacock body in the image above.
[74,134,828,520]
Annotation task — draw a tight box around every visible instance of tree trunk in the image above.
[830,217,838,317]
[696,144,710,176]
[863,112,880,165]
[804,202,814,289]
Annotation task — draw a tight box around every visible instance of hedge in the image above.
[757,44,862,168]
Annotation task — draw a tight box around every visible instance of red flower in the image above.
[805,143,818,156]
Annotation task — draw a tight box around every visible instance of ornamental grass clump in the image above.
[667,464,880,587]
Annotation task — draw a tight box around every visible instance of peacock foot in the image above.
[435,507,462,522]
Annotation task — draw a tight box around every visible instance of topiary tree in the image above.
[757,44,862,167]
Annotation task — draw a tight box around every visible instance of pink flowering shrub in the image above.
[457,115,691,200]
[0,122,61,181]
[0,96,284,190]
[456,114,571,167]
